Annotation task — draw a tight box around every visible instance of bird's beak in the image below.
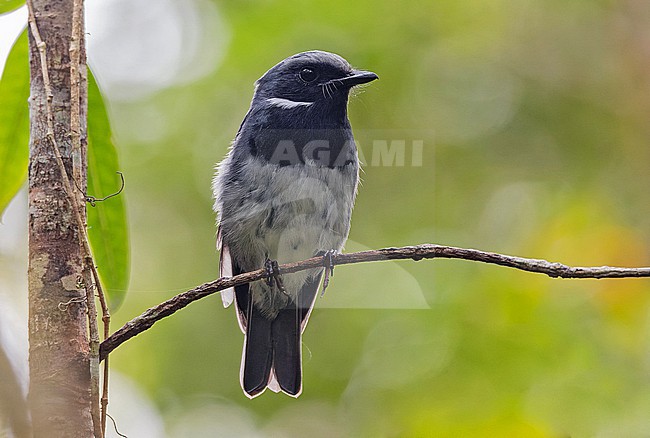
[337,70,379,87]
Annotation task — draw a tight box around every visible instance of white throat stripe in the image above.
[266,97,314,109]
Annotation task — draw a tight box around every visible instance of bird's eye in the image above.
[299,68,318,83]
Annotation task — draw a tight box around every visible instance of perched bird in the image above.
[213,51,378,398]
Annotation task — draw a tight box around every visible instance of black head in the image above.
[239,51,377,167]
[253,51,378,105]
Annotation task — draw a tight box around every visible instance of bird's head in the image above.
[253,51,378,108]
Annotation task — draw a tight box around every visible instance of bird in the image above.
[212,50,378,398]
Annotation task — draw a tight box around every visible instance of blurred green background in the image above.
[4,0,650,436]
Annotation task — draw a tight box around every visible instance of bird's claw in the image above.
[320,249,337,296]
[264,259,275,288]
[264,258,288,295]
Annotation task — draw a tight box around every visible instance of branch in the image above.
[99,243,650,361]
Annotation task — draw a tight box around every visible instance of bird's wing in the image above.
[217,227,234,308]
[298,271,323,333]
[232,260,251,334]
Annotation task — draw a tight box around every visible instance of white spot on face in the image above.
[266,97,314,110]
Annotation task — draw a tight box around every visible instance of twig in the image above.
[69,0,104,436]
[27,1,104,436]
[106,414,127,438]
[82,266,102,438]
[73,171,125,207]
[90,171,125,206]
[69,0,82,185]
[57,295,86,311]
[97,286,111,437]
[99,243,650,361]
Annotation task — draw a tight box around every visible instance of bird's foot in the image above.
[264,258,288,296]
[320,249,337,296]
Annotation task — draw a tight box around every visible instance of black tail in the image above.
[271,307,302,395]
[239,273,322,398]
[241,303,273,397]
[241,301,302,398]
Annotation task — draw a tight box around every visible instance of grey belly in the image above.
[221,163,356,316]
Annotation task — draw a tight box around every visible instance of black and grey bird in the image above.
[213,51,377,398]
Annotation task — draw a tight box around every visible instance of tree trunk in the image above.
[27,0,93,436]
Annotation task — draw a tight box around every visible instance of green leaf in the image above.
[0,0,24,15]
[87,72,130,310]
[0,29,129,306]
[0,29,28,217]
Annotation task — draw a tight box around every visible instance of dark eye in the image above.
[299,67,318,83]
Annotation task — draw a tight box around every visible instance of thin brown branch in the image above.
[82,266,102,438]
[69,0,82,182]
[69,0,103,435]
[98,289,111,437]
[99,243,650,361]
